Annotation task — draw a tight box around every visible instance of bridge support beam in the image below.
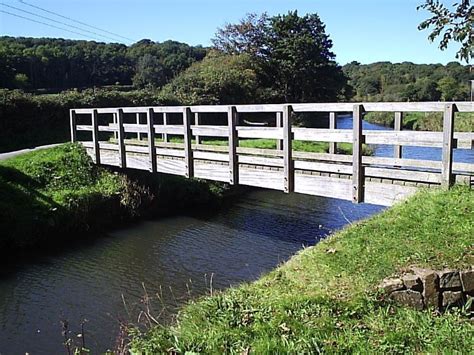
[352,104,364,203]
[329,112,337,154]
[147,108,157,173]
[92,109,100,165]
[283,105,294,193]
[228,106,239,185]
[70,110,77,143]
[183,107,194,178]
[394,112,403,159]
[441,103,456,188]
[117,108,126,168]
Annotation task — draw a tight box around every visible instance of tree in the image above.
[212,11,348,103]
[418,0,473,62]
[160,51,259,105]
[437,76,461,100]
[132,54,165,88]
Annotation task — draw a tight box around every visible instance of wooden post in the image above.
[147,108,156,173]
[163,112,169,142]
[195,112,201,145]
[113,112,118,140]
[183,107,194,178]
[92,109,100,164]
[228,106,238,185]
[441,103,455,188]
[136,113,142,141]
[276,112,283,150]
[283,105,294,193]
[394,112,403,159]
[352,105,364,203]
[70,110,77,143]
[329,112,337,154]
[117,108,126,168]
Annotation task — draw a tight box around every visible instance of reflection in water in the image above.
[0,117,472,353]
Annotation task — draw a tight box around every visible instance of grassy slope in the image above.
[0,143,225,254]
[130,186,474,353]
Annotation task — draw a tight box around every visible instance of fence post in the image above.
[163,112,168,142]
[92,109,100,164]
[195,112,201,145]
[276,112,283,150]
[147,108,156,173]
[283,105,294,193]
[352,104,364,203]
[329,112,337,154]
[136,113,142,141]
[183,107,194,178]
[394,111,403,159]
[117,108,126,168]
[441,103,455,188]
[228,106,239,185]
[70,109,77,143]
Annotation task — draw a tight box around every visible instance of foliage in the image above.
[130,186,474,353]
[0,36,206,90]
[343,61,472,101]
[418,0,473,62]
[160,51,259,105]
[132,54,165,88]
[212,11,349,103]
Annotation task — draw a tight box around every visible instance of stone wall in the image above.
[380,267,473,312]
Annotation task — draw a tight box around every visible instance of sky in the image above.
[0,0,465,65]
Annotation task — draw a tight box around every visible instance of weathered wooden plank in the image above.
[441,103,455,187]
[194,151,229,162]
[294,174,352,201]
[239,155,283,167]
[191,125,228,137]
[154,124,185,135]
[394,112,403,158]
[365,167,440,184]
[163,112,169,142]
[70,110,77,142]
[117,109,126,168]
[183,107,194,178]
[147,108,156,173]
[237,127,282,139]
[195,113,201,144]
[352,104,364,203]
[228,106,239,185]
[329,112,337,154]
[283,105,294,193]
[194,161,230,182]
[294,160,352,174]
[76,125,93,131]
[92,109,100,164]
[239,167,284,191]
[276,112,284,150]
[364,181,419,206]
[292,128,352,143]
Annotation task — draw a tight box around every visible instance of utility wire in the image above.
[0,9,104,41]
[17,0,135,42]
[1,3,120,42]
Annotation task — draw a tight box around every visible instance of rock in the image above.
[402,275,423,291]
[380,278,404,294]
[439,270,461,290]
[390,290,424,310]
[460,270,474,293]
[412,267,440,309]
[442,291,464,308]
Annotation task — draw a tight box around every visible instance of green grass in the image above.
[119,136,374,156]
[365,111,474,132]
[129,186,474,353]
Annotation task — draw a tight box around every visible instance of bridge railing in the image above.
[70,102,474,206]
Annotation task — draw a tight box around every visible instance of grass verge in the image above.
[0,143,227,256]
[129,186,474,353]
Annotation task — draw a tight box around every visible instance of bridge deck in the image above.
[70,102,474,206]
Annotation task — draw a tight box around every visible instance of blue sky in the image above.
[0,0,464,65]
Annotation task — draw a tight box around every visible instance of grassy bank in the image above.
[130,186,474,353]
[365,111,474,132]
[0,143,227,256]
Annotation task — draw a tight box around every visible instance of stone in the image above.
[442,291,464,308]
[402,275,423,291]
[380,278,404,294]
[460,270,474,293]
[390,290,424,310]
[412,267,440,309]
[439,270,462,290]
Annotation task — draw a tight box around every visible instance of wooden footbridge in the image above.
[70,102,474,206]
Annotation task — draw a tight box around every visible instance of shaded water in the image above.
[0,117,472,354]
